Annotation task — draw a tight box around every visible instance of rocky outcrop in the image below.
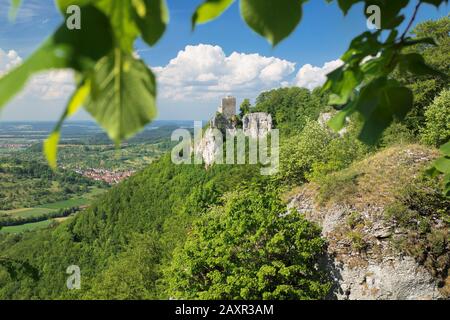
[243,112,272,139]
[195,128,222,167]
[289,192,443,300]
[287,145,447,300]
[318,112,348,136]
[196,112,273,166]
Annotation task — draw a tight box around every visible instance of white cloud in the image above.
[153,44,296,102]
[0,49,22,75]
[294,59,343,91]
[0,48,74,101]
[24,70,75,100]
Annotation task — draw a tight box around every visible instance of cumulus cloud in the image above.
[294,59,343,91]
[153,44,296,101]
[0,48,74,101]
[24,70,75,100]
[0,49,22,75]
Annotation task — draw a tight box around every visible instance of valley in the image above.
[0,121,188,233]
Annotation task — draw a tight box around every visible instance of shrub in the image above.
[277,120,332,185]
[421,89,450,147]
[307,131,370,181]
[164,184,330,300]
[379,122,416,147]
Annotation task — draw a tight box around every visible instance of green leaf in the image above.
[84,50,157,144]
[356,79,413,144]
[403,37,437,46]
[192,0,235,28]
[326,68,359,105]
[340,31,383,64]
[444,173,450,197]
[43,131,61,170]
[328,100,357,132]
[240,0,303,46]
[439,140,450,156]
[364,0,409,29]
[95,0,141,52]
[398,53,447,77]
[132,0,169,46]
[9,0,22,20]
[434,157,450,173]
[43,80,90,169]
[0,5,113,110]
[56,0,93,12]
[336,0,360,15]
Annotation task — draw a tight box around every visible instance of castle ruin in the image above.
[217,96,236,119]
[197,96,273,167]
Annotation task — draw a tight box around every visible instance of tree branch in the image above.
[401,1,423,41]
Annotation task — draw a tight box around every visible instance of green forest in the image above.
[0,15,448,299]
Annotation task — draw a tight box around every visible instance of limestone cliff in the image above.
[243,112,272,139]
[287,145,449,300]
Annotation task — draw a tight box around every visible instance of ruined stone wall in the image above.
[218,96,236,119]
[243,112,272,139]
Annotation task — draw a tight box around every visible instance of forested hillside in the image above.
[0,17,448,300]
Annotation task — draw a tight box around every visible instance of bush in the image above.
[421,89,450,147]
[307,130,370,181]
[164,184,330,300]
[277,120,332,184]
[379,122,416,147]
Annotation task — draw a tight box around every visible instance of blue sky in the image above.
[0,0,448,121]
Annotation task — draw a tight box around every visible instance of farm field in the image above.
[1,219,55,233]
[0,207,56,218]
[0,187,107,234]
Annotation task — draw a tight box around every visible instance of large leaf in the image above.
[325,67,360,105]
[240,0,303,46]
[364,0,408,29]
[336,0,360,15]
[398,53,447,77]
[192,0,235,28]
[0,5,113,110]
[95,0,140,52]
[84,50,157,144]
[440,140,450,156]
[358,80,413,144]
[44,79,90,169]
[132,0,169,46]
[56,0,93,11]
[434,157,450,173]
[9,0,22,20]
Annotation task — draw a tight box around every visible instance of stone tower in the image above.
[218,96,236,119]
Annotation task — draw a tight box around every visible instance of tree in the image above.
[165,184,330,300]
[395,16,450,134]
[421,89,450,146]
[239,98,251,118]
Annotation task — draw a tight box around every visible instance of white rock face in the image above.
[195,128,223,167]
[288,190,444,300]
[331,256,442,300]
[243,112,272,139]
